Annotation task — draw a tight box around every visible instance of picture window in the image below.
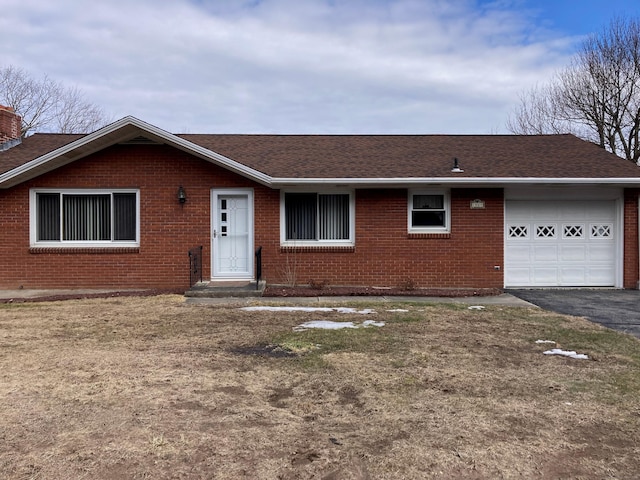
[281,191,354,245]
[31,189,139,247]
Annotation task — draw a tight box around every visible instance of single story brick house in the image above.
[1,108,640,291]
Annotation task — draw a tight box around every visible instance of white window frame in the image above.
[280,189,355,246]
[408,189,451,234]
[29,188,140,248]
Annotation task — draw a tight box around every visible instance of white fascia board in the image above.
[1,116,138,185]
[0,116,272,187]
[270,177,640,187]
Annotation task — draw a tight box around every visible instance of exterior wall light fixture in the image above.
[178,186,187,204]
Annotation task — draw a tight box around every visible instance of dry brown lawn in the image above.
[0,295,639,479]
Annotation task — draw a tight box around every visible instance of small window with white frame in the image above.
[281,190,354,245]
[30,189,140,247]
[408,189,450,233]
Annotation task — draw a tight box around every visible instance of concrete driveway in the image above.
[508,289,640,339]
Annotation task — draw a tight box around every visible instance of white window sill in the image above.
[31,242,140,249]
[408,228,450,235]
[280,243,355,252]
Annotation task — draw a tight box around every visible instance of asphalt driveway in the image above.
[508,289,640,339]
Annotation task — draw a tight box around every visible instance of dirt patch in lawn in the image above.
[0,296,639,479]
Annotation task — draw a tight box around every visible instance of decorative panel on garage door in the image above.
[505,200,617,287]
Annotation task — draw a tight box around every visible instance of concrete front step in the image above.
[184,280,266,298]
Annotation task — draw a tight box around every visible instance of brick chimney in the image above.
[0,105,22,150]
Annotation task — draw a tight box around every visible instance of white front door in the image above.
[211,189,254,280]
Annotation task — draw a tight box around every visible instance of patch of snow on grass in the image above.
[387,309,409,312]
[536,340,556,344]
[241,306,384,331]
[543,348,589,360]
[241,306,376,314]
[293,321,357,331]
[468,305,485,310]
[362,320,385,327]
[242,306,334,313]
[293,319,385,331]
[334,307,376,314]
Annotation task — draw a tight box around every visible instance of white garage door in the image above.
[505,200,618,287]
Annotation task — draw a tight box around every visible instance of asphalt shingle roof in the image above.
[0,134,84,175]
[2,131,639,180]
[179,134,640,179]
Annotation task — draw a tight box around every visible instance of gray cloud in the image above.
[1,0,576,133]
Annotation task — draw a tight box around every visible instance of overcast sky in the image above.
[2,0,640,134]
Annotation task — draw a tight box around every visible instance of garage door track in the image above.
[508,289,640,339]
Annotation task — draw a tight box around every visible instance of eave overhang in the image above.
[0,116,271,189]
[269,177,640,188]
[2,116,640,190]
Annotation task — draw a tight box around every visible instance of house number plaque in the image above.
[470,199,485,209]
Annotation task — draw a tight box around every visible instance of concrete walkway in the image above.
[0,288,534,307]
[0,288,159,302]
[185,293,533,306]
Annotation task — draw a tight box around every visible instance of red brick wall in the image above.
[261,188,505,289]
[0,106,21,143]
[0,144,505,290]
[3,142,636,291]
[624,189,639,289]
[0,144,273,290]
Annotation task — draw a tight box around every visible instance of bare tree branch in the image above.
[506,83,574,135]
[507,17,640,163]
[0,66,110,137]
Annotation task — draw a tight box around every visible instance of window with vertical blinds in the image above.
[32,190,139,245]
[283,192,352,243]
